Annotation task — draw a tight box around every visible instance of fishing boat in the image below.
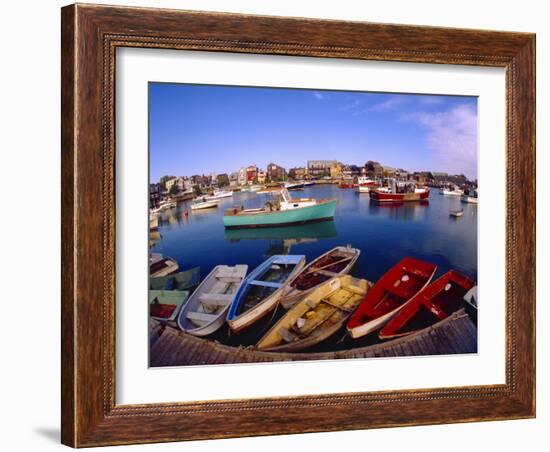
[450,208,464,217]
[190,198,220,210]
[461,195,478,204]
[346,257,437,338]
[223,188,336,229]
[177,265,248,336]
[280,245,361,309]
[150,253,179,277]
[338,181,354,189]
[151,198,177,214]
[149,289,190,328]
[355,184,376,193]
[354,177,377,193]
[227,255,306,333]
[369,180,430,203]
[285,181,305,190]
[461,189,478,204]
[205,190,233,200]
[150,266,201,291]
[378,270,475,340]
[257,275,369,352]
[171,190,195,202]
[439,185,463,196]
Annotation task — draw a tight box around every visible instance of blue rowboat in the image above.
[227,255,306,333]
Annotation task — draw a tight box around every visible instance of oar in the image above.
[302,256,354,277]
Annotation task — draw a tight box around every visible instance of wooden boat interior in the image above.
[179,266,246,329]
[380,272,474,337]
[259,276,368,349]
[236,262,298,315]
[348,259,436,329]
[292,248,358,291]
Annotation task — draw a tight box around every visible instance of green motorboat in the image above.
[223,188,336,229]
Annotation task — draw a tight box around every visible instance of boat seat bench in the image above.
[215,277,242,283]
[249,280,284,289]
[382,282,416,299]
[186,311,218,325]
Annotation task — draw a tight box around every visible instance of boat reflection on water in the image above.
[368,199,429,221]
[224,220,337,255]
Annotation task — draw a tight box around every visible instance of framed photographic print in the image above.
[61,3,535,447]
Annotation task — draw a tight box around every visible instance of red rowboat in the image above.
[379,270,475,340]
[346,257,437,338]
[338,183,354,189]
[369,187,430,202]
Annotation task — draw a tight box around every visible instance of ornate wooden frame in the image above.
[61,3,536,447]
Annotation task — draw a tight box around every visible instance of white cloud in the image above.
[418,96,443,106]
[405,104,477,179]
[313,92,325,100]
[368,96,410,112]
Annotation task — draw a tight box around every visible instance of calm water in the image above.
[152,185,477,284]
[151,185,477,350]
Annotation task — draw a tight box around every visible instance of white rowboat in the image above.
[177,265,248,336]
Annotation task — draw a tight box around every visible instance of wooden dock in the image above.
[150,309,477,367]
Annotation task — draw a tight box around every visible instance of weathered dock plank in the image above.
[149,310,477,367]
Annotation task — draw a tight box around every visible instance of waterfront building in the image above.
[267,162,287,181]
[246,165,258,183]
[159,175,176,189]
[257,169,267,185]
[238,167,247,186]
[342,165,353,179]
[165,176,186,192]
[217,173,230,187]
[190,174,211,189]
[229,172,239,188]
[329,162,343,179]
[288,167,308,180]
[446,174,468,186]
[149,182,162,206]
[411,171,434,185]
[432,172,448,181]
[395,168,410,180]
[307,160,338,177]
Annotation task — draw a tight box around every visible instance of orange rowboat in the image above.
[379,270,475,340]
[346,257,437,339]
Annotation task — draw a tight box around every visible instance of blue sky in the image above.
[149,83,477,181]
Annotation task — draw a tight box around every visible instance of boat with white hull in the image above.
[205,190,233,200]
[177,265,248,336]
[191,198,220,210]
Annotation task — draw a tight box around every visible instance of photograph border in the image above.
[61,3,535,447]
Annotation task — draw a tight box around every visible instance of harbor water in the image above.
[151,185,477,350]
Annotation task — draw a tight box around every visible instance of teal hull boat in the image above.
[223,199,337,229]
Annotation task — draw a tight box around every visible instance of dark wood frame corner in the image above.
[61,3,536,447]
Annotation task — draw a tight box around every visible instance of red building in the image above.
[246,165,258,183]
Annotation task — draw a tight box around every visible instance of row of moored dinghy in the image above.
[150,247,477,353]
